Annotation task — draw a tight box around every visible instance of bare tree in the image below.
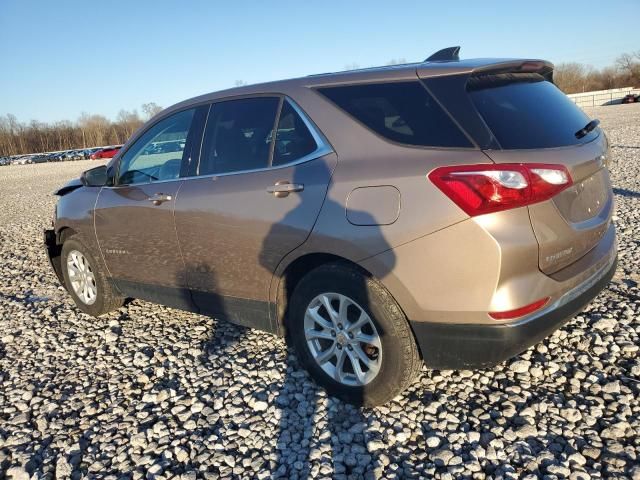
[116,109,143,142]
[616,53,636,73]
[593,66,619,90]
[554,63,589,93]
[615,52,640,86]
[141,102,163,120]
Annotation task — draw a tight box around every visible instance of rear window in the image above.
[317,81,472,148]
[468,73,598,149]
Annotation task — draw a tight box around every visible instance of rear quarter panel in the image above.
[270,85,493,313]
[282,83,491,261]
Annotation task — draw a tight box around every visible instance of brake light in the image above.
[519,61,545,72]
[428,163,572,216]
[489,297,550,320]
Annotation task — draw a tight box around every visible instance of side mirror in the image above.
[80,165,108,187]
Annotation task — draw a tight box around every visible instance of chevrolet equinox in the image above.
[45,47,617,406]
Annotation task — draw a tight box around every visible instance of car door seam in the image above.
[93,186,115,279]
[172,180,197,311]
[267,154,339,332]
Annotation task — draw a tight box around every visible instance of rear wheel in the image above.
[61,236,124,317]
[289,262,422,406]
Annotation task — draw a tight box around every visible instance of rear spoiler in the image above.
[470,59,554,83]
[419,46,555,83]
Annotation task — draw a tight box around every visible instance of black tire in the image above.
[289,261,422,407]
[61,236,124,317]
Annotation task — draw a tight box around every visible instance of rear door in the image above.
[467,74,613,274]
[174,97,335,329]
[95,107,204,307]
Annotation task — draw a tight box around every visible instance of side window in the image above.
[118,108,195,185]
[272,101,317,166]
[317,82,472,148]
[198,97,279,175]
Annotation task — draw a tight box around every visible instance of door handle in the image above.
[148,193,172,205]
[267,181,304,198]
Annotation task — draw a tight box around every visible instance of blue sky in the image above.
[1,0,638,123]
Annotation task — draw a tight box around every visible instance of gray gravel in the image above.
[1,104,639,479]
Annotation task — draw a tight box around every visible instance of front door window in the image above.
[118,108,195,184]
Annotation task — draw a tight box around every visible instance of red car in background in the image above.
[90,146,122,160]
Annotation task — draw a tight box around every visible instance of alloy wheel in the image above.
[66,250,97,305]
[304,292,382,386]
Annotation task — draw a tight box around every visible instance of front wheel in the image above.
[289,262,422,407]
[61,236,124,317]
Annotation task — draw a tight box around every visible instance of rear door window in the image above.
[317,81,472,148]
[272,100,318,166]
[468,73,598,149]
[198,97,280,175]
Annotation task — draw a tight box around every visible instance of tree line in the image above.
[554,51,640,94]
[0,103,162,157]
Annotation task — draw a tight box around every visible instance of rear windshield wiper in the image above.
[575,119,600,139]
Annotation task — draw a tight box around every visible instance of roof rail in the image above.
[425,46,460,62]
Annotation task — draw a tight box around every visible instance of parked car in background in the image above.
[2,147,119,166]
[45,47,617,406]
[85,148,101,158]
[15,155,35,165]
[90,146,122,160]
[622,93,638,104]
[69,150,84,160]
[31,154,49,164]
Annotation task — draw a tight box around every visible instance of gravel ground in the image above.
[1,104,639,480]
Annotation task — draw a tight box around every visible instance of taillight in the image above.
[428,163,572,216]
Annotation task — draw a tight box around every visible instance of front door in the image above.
[174,97,336,329]
[95,107,201,308]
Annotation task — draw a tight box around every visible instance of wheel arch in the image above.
[274,253,371,336]
[45,226,79,286]
[273,251,427,360]
[56,226,78,245]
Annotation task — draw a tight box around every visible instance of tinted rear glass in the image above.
[273,101,317,166]
[199,97,279,175]
[468,73,598,149]
[317,82,472,148]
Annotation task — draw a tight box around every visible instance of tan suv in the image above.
[45,47,617,406]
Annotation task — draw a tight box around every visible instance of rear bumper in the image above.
[411,254,617,370]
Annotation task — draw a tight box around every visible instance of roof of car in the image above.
[134,50,550,143]
[169,56,549,109]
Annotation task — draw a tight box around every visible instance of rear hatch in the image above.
[466,72,613,274]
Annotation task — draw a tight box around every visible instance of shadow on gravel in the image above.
[189,263,376,478]
[258,163,392,479]
[186,161,392,478]
[613,187,640,198]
